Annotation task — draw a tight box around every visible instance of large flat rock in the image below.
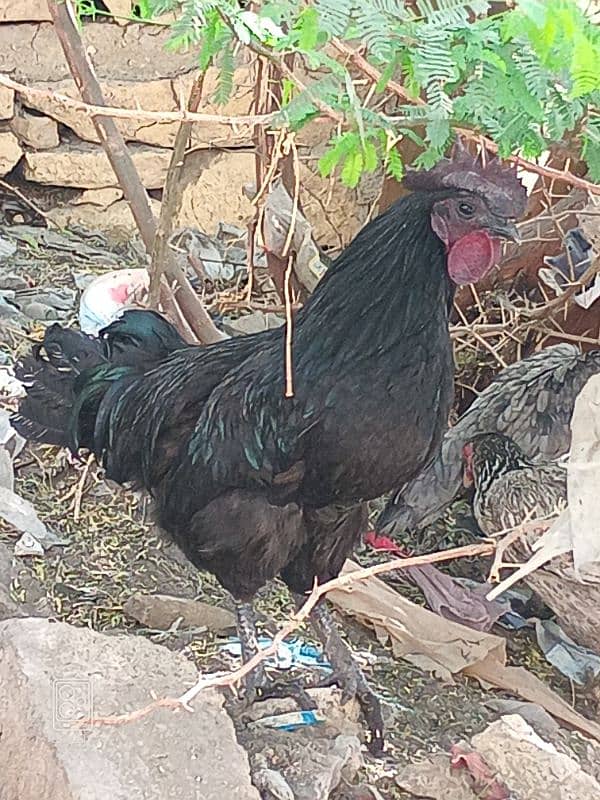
[0,22,197,83]
[23,142,171,189]
[0,617,260,800]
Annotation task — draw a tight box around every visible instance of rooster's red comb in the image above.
[403,138,527,218]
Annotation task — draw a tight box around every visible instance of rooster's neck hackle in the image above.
[295,191,453,370]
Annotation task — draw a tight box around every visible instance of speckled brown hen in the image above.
[464,433,600,653]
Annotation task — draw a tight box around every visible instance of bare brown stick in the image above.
[330,39,600,197]
[47,0,157,252]
[148,73,206,308]
[282,135,300,398]
[78,541,493,728]
[0,178,51,225]
[522,254,600,321]
[46,2,225,345]
[0,74,276,128]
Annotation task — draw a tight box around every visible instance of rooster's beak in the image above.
[489,221,521,244]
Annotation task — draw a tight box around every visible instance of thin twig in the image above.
[148,73,206,308]
[47,0,157,252]
[282,135,300,397]
[0,74,276,128]
[0,179,52,225]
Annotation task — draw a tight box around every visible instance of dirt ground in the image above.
[0,222,598,799]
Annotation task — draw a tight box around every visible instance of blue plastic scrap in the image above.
[221,635,331,672]
[249,709,326,732]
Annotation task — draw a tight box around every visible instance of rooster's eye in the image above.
[458,201,475,217]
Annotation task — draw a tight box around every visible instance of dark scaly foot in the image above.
[235,601,316,711]
[235,601,268,703]
[309,600,385,755]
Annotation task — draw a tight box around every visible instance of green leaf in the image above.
[214,41,234,104]
[294,6,321,51]
[363,139,378,171]
[341,148,364,187]
[570,33,600,98]
[318,132,360,177]
[375,58,398,93]
[426,116,450,150]
[385,145,404,181]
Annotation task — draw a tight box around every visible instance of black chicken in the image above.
[12,142,526,751]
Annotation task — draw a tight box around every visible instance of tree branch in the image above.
[46,1,226,345]
[0,74,277,128]
[149,73,205,308]
[77,541,494,728]
[47,0,157,251]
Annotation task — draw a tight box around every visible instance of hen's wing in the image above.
[378,345,600,534]
[474,464,568,535]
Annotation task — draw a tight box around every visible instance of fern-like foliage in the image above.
[146,0,600,188]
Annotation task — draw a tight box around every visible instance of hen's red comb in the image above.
[403,137,527,218]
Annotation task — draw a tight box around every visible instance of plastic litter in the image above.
[221,635,331,672]
[79,269,149,335]
[248,709,326,732]
[540,228,600,310]
[535,619,600,684]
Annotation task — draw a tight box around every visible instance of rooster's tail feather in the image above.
[12,310,186,452]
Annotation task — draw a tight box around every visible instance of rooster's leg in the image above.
[235,601,267,702]
[309,599,384,755]
[235,601,315,710]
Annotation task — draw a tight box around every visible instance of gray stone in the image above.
[123,591,236,634]
[0,617,260,800]
[0,542,24,620]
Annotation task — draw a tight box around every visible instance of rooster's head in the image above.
[404,138,528,285]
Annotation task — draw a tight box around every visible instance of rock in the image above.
[242,689,363,800]
[0,237,17,260]
[396,754,480,800]
[0,22,198,83]
[0,617,261,800]
[0,542,51,619]
[21,301,60,320]
[0,0,51,22]
[10,107,59,149]
[103,0,132,24]
[0,272,29,290]
[123,591,236,634]
[222,311,285,337]
[24,142,171,189]
[252,766,295,800]
[48,196,161,242]
[0,485,65,549]
[0,83,14,119]
[73,187,123,208]
[472,714,600,799]
[177,149,373,250]
[0,131,22,177]
[485,699,560,740]
[260,734,362,800]
[23,69,254,148]
[178,150,256,234]
[0,542,23,620]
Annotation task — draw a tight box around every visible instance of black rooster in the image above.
[12,142,526,752]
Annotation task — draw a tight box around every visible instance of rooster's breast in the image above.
[301,345,454,505]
